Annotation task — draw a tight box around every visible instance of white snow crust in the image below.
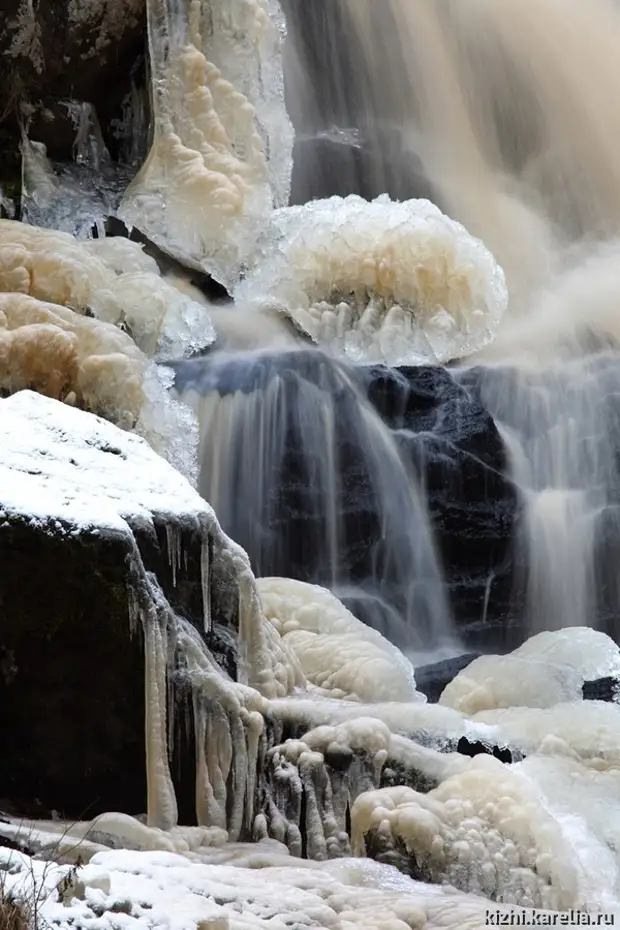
[1,841,559,930]
[0,390,204,534]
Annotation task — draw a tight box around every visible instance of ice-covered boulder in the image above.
[440,628,620,714]
[0,391,300,821]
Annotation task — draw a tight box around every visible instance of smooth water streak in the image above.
[174,349,458,657]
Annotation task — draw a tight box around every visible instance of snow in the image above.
[0,391,204,534]
[2,840,581,930]
[235,195,508,365]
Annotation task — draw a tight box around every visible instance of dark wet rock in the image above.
[583,677,620,702]
[363,365,523,649]
[456,737,514,765]
[0,514,147,819]
[290,133,436,205]
[0,509,242,822]
[0,0,147,202]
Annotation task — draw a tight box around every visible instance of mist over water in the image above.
[294,0,620,300]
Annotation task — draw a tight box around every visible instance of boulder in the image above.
[364,365,523,649]
[413,653,479,703]
[0,390,238,821]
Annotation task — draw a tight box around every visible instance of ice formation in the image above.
[20,120,132,240]
[119,0,294,288]
[0,219,217,478]
[351,751,620,911]
[474,701,620,765]
[0,219,215,361]
[440,628,620,714]
[235,195,508,365]
[257,578,421,703]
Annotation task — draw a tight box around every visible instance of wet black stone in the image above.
[456,737,514,765]
[0,508,238,822]
[582,677,620,702]
[362,364,522,648]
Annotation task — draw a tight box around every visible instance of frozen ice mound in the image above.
[257,577,423,703]
[0,219,217,482]
[440,627,620,714]
[235,195,508,364]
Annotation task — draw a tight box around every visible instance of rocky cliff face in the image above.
[364,364,523,650]
[0,0,147,208]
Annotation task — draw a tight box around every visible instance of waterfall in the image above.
[282,0,620,639]
[10,0,620,925]
[173,349,458,658]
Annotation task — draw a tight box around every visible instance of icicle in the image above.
[200,534,211,632]
[126,565,142,636]
[299,750,329,861]
[144,609,178,830]
[225,711,247,841]
[193,692,223,829]
[165,524,182,588]
[244,710,264,833]
[177,619,247,829]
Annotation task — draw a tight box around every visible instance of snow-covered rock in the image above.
[0,391,299,822]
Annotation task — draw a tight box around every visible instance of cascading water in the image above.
[173,349,457,658]
[280,0,620,640]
